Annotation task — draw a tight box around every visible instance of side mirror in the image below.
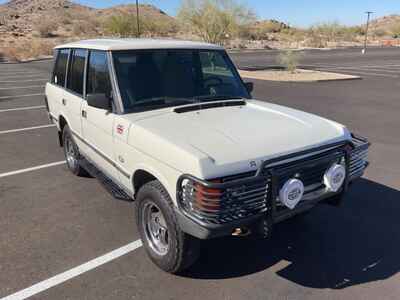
[244,82,254,94]
[87,93,111,111]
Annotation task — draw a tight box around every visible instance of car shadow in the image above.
[182,178,400,289]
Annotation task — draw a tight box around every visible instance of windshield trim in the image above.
[111,48,251,114]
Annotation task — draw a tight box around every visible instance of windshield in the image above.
[112,49,250,112]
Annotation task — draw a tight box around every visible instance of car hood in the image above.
[125,100,351,178]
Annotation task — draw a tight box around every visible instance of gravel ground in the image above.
[239,68,360,82]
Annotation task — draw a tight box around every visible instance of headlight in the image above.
[279,178,304,210]
[324,163,346,192]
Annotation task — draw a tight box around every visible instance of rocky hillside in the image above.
[369,15,400,36]
[0,0,92,37]
[0,0,176,39]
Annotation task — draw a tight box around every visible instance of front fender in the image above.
[131,163,180,206]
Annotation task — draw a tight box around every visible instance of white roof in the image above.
[54,39,224,51]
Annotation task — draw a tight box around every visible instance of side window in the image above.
[86,51,112,97]
[67,49,87,96]
[52,49,69,87]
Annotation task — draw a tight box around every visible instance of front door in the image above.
[81,50,118,180]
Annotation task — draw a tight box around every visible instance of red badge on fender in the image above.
[117,124,124,134]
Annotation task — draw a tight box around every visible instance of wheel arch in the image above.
[57,114,69,147]
[132,167,174,202]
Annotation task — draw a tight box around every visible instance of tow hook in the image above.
[232,227,251,237]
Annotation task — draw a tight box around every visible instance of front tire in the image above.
[135,180,200,273]
[62,125,87,177]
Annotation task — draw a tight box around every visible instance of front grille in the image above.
[181,177,268,224]
[178,136,370,226]
[270,149,344,192]
[349,137,369,180]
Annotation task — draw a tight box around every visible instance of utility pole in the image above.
[362,11,373,54]
[136,0,140,38]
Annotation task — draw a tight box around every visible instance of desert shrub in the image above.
[72,19,100,36]
[277,50,301,73]
[305,29,327,48]
[178,0,255,44]
[144,18,180,36]
[391,23,400,38]
[373,28,388,38]
[309,22,345,42]
[2,39,56,61]
[104,12,175,37]
[105,13,139,37]
[306,22,365,44]
[59,11,73,25]
[104,13,147,37]
[352,25,366,36]
[35,20,58,38]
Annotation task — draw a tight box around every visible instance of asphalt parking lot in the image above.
[1,47,400,300]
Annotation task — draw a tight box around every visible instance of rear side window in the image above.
[52,49,69,87]
[86,51,112,97]
[67,49,87,96]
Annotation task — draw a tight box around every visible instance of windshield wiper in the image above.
[132,97,195,107]
[195,95,243,102]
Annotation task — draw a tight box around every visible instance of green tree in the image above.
[178,0,255,44]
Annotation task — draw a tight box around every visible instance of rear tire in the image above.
[135,180,200,274]
[62,125,88,177]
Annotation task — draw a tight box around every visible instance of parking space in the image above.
[0,166,139,298]
[0,94,46,110]
[1,49,400,300]
[0,127,62,174]
[231,47,400,79]
[0,108,50,131]
[307,61,400,78]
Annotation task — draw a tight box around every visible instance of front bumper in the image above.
[176,134,370,240]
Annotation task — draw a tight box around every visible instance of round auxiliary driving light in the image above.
[324,164,346,192]
[279,178,304,210]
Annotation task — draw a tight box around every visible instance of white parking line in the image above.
[0,161,66,178]
[318,65,400,73]
[0,93,44,100]
[0,71,45,75]
[0,240,143,300]
[0,124,55,135]
[0,85,45,90]
[316,67,398,78]
[0,74,47,80]
[0,79,48,83]
[0,105,46,113]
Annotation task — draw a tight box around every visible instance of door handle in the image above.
[62,98,67,106]
[82,110,87,118]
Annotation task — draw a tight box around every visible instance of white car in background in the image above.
[45,39,370,273]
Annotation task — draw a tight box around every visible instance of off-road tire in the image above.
[135,180,200,273]
[62,125,88,177]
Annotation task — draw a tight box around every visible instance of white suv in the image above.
[45,39,370,273]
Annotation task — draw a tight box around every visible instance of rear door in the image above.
[81,50,119,180]
[45,49,69,124]
[64,49,87,146]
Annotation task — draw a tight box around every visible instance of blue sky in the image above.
[1,0,399,27]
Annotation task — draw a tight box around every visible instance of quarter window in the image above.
[67,49,87,96]
[52,49,69,87]
[86,51,112,97]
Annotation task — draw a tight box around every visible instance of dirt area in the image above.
[239,68,361,82]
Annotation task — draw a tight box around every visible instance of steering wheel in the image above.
[203,76,223,88]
